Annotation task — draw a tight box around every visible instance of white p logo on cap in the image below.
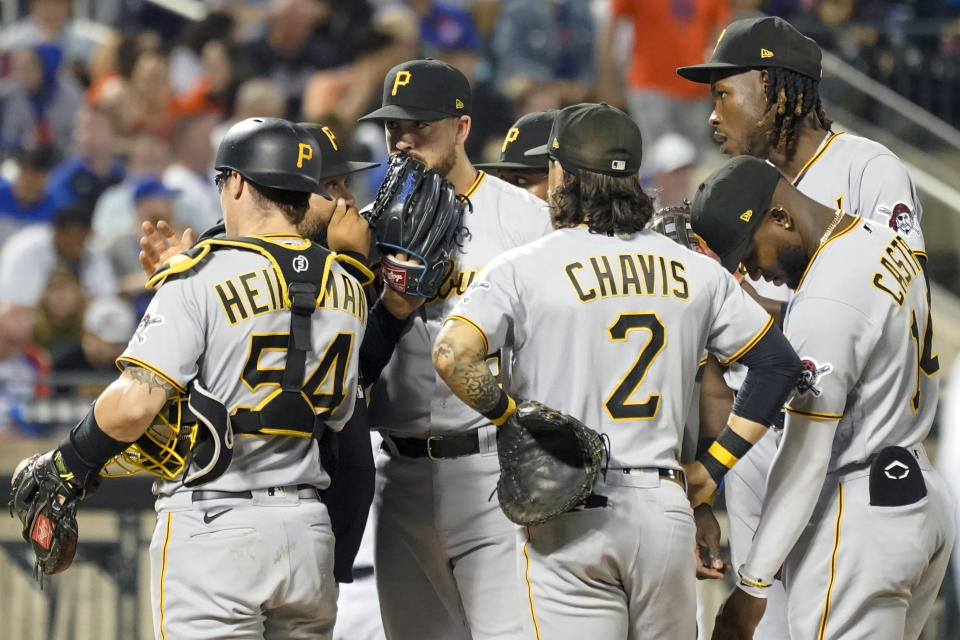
[611,160,626,171]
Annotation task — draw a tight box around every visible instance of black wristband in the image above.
[481,390,516,426]
[57,406,132,490]
[697,427,753,485]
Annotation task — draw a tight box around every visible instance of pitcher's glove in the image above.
[9,451,85,577]
[364,153,469,297]
[496,401,608,526]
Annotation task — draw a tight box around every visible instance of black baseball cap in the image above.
[475,110,556,171]
[677,16,821,83]
[690,156,783,273]
[525,103,641,177]
[359,59,472,122]
[298,122,379,179]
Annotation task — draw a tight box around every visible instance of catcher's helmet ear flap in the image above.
[215,118,330,197]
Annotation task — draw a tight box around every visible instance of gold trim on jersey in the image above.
[792,132,844,186]
[914,250,928,262]
[465,170,486,197]
[818,482,844,639]
[784,406,843,420]
[159,512,172,640]
[146,244,213,288]
[333,253,375,286]
[523,528,543,640]
[794,217,860,292]
[445,314,490,355]
[720,316,773,365]
[117,356,187,393]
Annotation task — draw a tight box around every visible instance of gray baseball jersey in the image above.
[448,225,773,638]
[368,172,552,435]
[743,218,954,639]
[369,172,552,640]
[118,237,367,639]
[723,130,929,639]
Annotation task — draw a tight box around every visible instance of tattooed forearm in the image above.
[124,366,175,396]
[432,339,500,413]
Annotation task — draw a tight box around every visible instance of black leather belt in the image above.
[192,484,320,502]
[388,431,481,460]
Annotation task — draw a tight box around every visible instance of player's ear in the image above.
[768,206,794,231]
[455,116,471,146]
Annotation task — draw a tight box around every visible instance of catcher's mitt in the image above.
[365,154,469,297]
[496,401,608,526]
[647,202,699,250]
[9,451,84,577]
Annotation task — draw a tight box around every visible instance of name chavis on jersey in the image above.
[564,253,689,302]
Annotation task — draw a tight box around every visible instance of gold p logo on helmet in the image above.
[391,70,412,96]
[296,143,314,168]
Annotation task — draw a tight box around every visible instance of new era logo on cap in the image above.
[456,99,464,110]
[612,160,626,170]
[761,48,774,58]
[740,209,753,221]
[552,138,559,149]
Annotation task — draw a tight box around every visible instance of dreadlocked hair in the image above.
[550,167,654,236]
[762,67,833,158]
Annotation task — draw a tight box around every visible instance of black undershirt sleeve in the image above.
[731,326,802,427]
[358,299,409,386]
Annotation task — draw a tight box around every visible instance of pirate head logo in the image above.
[796,357,833,397]
[134,312,164,344]
[879,202,916,236]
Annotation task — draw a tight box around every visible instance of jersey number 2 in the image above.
[242,332,353,415]
[605,313,665,420]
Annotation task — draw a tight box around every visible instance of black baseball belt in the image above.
[386,431,481,460]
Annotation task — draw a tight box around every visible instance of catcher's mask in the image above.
[100,381,233,486]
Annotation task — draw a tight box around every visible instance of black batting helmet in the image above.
[215,117,329,197]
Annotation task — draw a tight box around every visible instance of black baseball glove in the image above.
[496,401,608,526]
[364,154,469,297]
[9,451,85,577]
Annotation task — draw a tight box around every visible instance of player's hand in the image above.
[694,503,729,580]
[711,587,766,640]
[139,220,196,277]
[683,460,717,507]
[379,252,426,318]
[327,198,371,258]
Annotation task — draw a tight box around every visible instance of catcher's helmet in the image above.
[215,117,329,197]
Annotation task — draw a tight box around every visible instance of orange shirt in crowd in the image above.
[611,0,731,100]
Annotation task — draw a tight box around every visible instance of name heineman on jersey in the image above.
[212,264,368,326]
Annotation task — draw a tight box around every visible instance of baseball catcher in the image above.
[365,153,469,297]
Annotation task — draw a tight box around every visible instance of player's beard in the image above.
[776,244,808,289]
[423,142,458,179]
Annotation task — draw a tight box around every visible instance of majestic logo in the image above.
[760,48,774,58]
[740,209,753,222]
[292,255,309,273]
[455,99,465,110]
[502,128,520,153]
[884,460,910,480]
[797,357,833,397]
[611,160,626,171]
[296,142,313,168]
[134,313,164,344]
[880,202,916,236]
[391,70,411,96]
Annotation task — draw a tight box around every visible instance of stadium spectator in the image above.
[0,0,99,74]
[31,264,85,359]
[45,105,124,210]
[645,132,698,208]
[1,43,83,154]
[163,112,221,231]
[92,131,172,239]
[52,295,137,374]
[0,145,59,241]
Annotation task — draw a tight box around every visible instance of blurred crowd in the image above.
[0,0,958,440]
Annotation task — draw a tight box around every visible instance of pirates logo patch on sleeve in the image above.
[879,202,916,236]
[797,357,833,397]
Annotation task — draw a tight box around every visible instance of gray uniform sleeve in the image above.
[446,255,523,355]
[118,278,206,391]
[706,270,775,365]
[856,153,925,253]
[783,297,880,420]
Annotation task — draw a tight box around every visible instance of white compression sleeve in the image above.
[742,414,839,583]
